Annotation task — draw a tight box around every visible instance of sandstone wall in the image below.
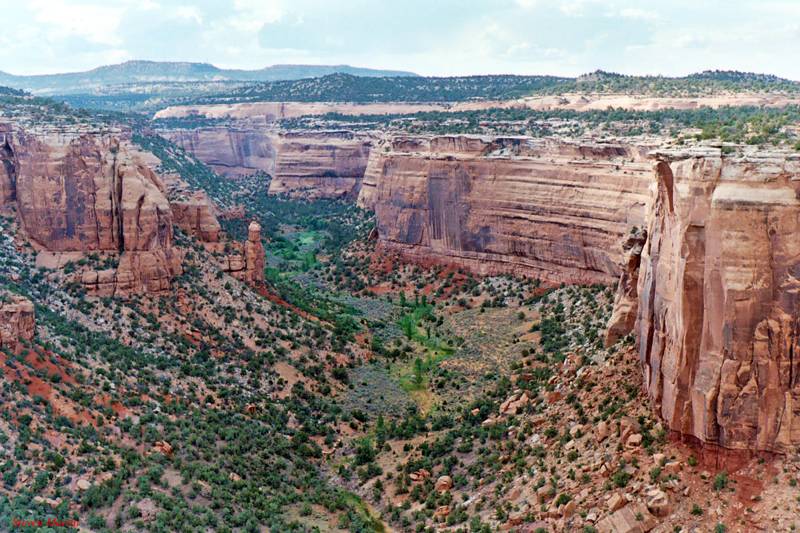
[358,135,653,284]
[162,126,277,177]
[631,147,800,453]
[268,131,373,199]
[0,125,181,295]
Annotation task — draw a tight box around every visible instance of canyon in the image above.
[156,120,800,455]
[162,126,372,199]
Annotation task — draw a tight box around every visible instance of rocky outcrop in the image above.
[1,125,181,295]
[0,124,18,204]
[162,126,276,177]
[358,135,652,284]
[220,221,265,286]
[170,190,222,242]
[268,131,372,199]
[628,147,800,453]
[0,294,35,351]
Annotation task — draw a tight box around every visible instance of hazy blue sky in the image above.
[2,0,800,78]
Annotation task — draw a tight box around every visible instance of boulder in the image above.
[645,488,670,517]
[596,503,657,533]
[435,475,453,493]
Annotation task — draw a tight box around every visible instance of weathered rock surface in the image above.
[220,221,265,286]
[170,190,222,242]
[0,294,35,350]
[268,131,372,199]
[163,126,276,177]
[358,135,652,284]
[605,227,647,347]
[1,125,181,295]
[630,147,800,453]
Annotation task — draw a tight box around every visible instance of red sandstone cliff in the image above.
[625,147,800,453]
[163,126,277,177]
[358,135,653,284]
[267,131,372,199]
[0,125,181,295]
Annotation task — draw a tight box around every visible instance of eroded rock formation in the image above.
[220,221,265,286]
[1,125,181,295]
[615,147,800,453]
[358,135,652,284]
[268,131,372,199]
[170,190,222,242]
[604,227,647,347]
[0,294,35,351]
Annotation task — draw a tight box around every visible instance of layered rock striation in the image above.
[358,135,653,284]
[163,126,277,177]
[627,147,800,453]
[268,131,372,199]
[0,124,181,295]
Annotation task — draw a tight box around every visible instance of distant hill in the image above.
[174,70,800,107]
[0,60,418,95]
[186,72,572,104]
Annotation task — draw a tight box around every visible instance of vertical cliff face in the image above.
[1,125,181,295]
[628,147,800,453]
[163,126,277,177]
[358,135,653,284]
[268,131,373,199]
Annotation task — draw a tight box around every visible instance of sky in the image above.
[2,0,800,79]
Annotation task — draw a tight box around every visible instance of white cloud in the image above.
[172,6,203,25]
[618,8,658,20]
[28,0,127,46]
[228,0,283,33]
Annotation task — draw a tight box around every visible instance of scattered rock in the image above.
[626,433,643,448]
[606,492,626,512]
[595,421,609,443]
[76,479,91,491]
[409,469,430,483]
[645,488,670,517]
[153,441,174,456]
[434,506,450,521]
[435,475,453,493]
